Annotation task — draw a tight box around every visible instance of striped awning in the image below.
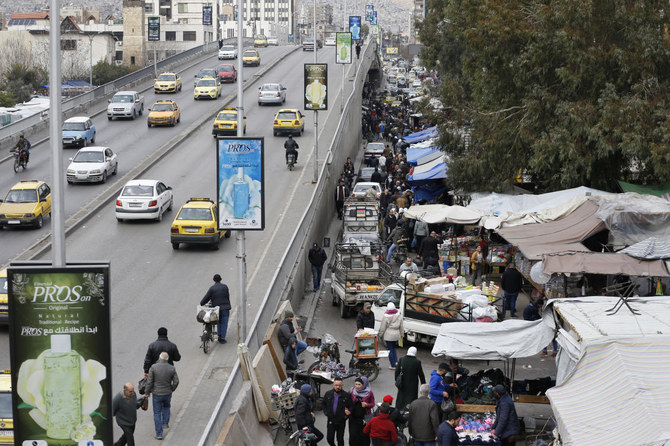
[620,237,670,260]
[547,336,670,446]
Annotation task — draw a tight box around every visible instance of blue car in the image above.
[62,116,96,148]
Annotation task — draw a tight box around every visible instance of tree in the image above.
[92,61,136,86]
[2,63,48,103]
[418,0,670,192]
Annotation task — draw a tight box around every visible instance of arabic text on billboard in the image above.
[8,264,113,446]
[148,16,160,41]
[304,64,328,110]
[217,138,265,230]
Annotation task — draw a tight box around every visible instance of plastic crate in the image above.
[272,390,299,409]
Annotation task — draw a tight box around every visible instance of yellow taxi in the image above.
[384,95,395,104]
[242,49,261,66]
[154,72,182,93]
[273,109,305,136]
[212,108,246,137]
[254,35,268,47]
[0,370,12,444]
[0,180,51,229]
[170,198,230,250]
[193,76,221,100]
[391,100,402,108]
[147,100,180,127]
[0,269,7,325]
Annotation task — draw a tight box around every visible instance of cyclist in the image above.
[284,135,299,165]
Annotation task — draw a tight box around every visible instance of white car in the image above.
[412,79,422,88]
[218,45,238,60]
[66,146,118,184]
[325,36,336,46]
[266,36,279,46]
[351,182,382,198]
[258,83,287,105]
[115,179,173,222]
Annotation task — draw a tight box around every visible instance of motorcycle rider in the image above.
[284,135,298,165]
[15,135,31,164]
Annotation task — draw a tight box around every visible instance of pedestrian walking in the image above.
[308,243,328,292]
[112,382,139,446]
[145,352,179,440]
[335,179,348,219]
[200,274,231,343]
[294,384,324,445]
[436,411,461,446]
[408,384,441,445]
[501,262,523,318]
[395,346,426,411]
[378,302,403,369]
[418,231,440,269]
[356,302,375,330]
[413,219,429,253]
[143,327,181,378]
[322,378,353,446]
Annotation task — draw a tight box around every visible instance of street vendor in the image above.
[491,384,520,445]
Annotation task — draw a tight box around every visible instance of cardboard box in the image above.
[425,276,447,286]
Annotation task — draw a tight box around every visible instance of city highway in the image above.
[0,43,351,444]
[0,44,288,266]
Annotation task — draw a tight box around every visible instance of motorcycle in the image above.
[287,152,296,171]
[11,148,28,173]
[388,237,409,264]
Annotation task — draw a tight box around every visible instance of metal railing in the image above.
[197,39,379,445]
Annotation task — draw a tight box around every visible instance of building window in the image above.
[166,31,176,41]
[183,31,196,41]
[178,3,188,13]
[61,39,77,50]
[145,3,154,13]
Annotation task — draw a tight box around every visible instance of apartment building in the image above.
[219,0,294,41]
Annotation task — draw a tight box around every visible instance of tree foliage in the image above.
[2,63,48,103]
[92,61,136,86]
[417,0,670,192]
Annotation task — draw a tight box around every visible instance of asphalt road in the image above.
[0,43,352,445]
[0,44,289,267]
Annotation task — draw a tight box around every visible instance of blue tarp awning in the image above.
[408,156,447,184]
[412,183,448,203]
[403,126,438,144]
[407,146,442,166]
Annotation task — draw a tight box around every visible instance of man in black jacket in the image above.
[418,231,440,268]
[322,378,353,446]
[308,243,328,292]
[295,384,324,445]
[200,274,232,343]
[143,327,181,378]
[356,303,375,330]
[501,263,524,318]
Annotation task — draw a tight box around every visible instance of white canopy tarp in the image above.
[403,204,483,225]
[547,336,670,446]
[479,195,596,230]
[431,312,556,360]
[468,186,607,215]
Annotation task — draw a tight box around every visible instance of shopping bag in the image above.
[411,238,417,249]
[138,377,147,395]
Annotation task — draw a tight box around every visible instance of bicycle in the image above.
[287,426,317,446]
[196,305,219,354]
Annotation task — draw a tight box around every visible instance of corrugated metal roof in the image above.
[9,13,49,20]
[547,336,670,445]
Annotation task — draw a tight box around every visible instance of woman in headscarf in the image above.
[395,346,426,411]
[378,302,403,369]
[349,376,375,445]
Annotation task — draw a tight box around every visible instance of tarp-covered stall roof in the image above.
[541,251,670,277]
[431,315,556,361]
[547,336,670,446]
[407,156,447,184]
[406,147,441,166]
[403,204,482,225]
[402,126,438,144]
[496,201,606,260]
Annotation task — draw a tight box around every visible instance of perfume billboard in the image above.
[217,137,266,230]
[8,263,112,446]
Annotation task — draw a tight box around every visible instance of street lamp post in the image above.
[312,0,318,183]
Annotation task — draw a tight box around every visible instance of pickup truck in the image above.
[372,274,481,344]
[107,91,144,120]
[341,197,381,244]
[330,242,391,318]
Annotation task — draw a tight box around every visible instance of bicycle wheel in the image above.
[14,158,19,173]
[201,330,210,354]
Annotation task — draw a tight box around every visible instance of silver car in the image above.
[218,45,237,60]
[258,83,286,106]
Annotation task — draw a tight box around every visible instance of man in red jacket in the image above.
[363,402,398,445]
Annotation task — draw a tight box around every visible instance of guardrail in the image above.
[0,38,250,146]
[197,38,379,446]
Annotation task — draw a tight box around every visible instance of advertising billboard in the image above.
[217,138,265,231]
[371,11,378,25]
[304,64,328,110]
[336,32,352,64]
[366,5,374,22]
[349,16,362,41]
[148,16,160,41]
[8,263,112,446]
[202,5,212,25]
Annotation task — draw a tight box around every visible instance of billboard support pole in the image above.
[50,0,65,267]
[312,0,318,183]
[236,0,248,343]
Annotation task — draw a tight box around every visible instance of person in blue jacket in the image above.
[429,362,450,404]
[491,384,520,445]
